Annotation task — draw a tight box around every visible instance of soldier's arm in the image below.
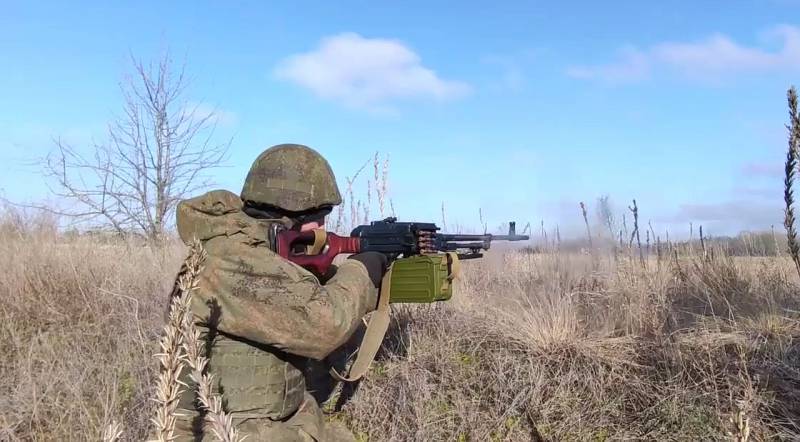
[290,259,378,357]
[193,242,378,361]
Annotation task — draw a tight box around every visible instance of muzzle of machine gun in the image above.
[435,221,529,259]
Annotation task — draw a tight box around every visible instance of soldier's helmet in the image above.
[241,144,342,213]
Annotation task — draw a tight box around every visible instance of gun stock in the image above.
[275,229,361,275]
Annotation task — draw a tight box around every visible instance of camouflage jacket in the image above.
[174,189,376,424]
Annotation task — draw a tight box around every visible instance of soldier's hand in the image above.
[347,252,389,288]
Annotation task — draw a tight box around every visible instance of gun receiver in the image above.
[276,217,529,275]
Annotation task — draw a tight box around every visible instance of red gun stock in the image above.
[276,230,361,275]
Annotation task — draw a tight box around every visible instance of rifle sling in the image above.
[329,265,393,383]
[328,252,460,383]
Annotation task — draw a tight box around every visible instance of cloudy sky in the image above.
[1,1,798,237]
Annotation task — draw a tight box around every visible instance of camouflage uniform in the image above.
[172,146,377,441]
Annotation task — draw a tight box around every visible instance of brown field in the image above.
[1,214,799,441]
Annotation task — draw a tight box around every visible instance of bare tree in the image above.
[41,52,228,240]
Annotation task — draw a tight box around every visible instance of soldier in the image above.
[172,144,388,441]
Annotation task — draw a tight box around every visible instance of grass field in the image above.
[1,212,799,441]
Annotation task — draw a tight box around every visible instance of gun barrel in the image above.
[441,241,489,251]
[438,233,529,242]
[491,234,529,241]
[439,233,491,242]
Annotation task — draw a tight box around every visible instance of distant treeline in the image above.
[681,230,786,257]
[523,229,787,257]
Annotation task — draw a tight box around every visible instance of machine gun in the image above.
[276,217,528,382]
[275,217,528,303]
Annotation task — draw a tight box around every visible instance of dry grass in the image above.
[0,211,799,441]
[338,251,800,441]
[0,212,184,441]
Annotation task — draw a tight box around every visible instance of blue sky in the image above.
[1,1,798,238]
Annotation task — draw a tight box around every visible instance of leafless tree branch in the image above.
[39,51,230,240]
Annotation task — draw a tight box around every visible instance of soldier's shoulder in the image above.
[176,190,245,243]
[178,189,243,216]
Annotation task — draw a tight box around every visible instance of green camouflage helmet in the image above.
[241,144,342,212]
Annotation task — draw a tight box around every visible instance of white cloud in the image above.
[567,25,800,83]
[274,33,471,111]
[566,46,650,83]
[187,102,238,127]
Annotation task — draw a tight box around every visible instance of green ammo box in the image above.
[388,254,456,303]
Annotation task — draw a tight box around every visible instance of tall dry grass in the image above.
[0,210,184,441]
[1,207,798,441]
[339,250,800,440]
